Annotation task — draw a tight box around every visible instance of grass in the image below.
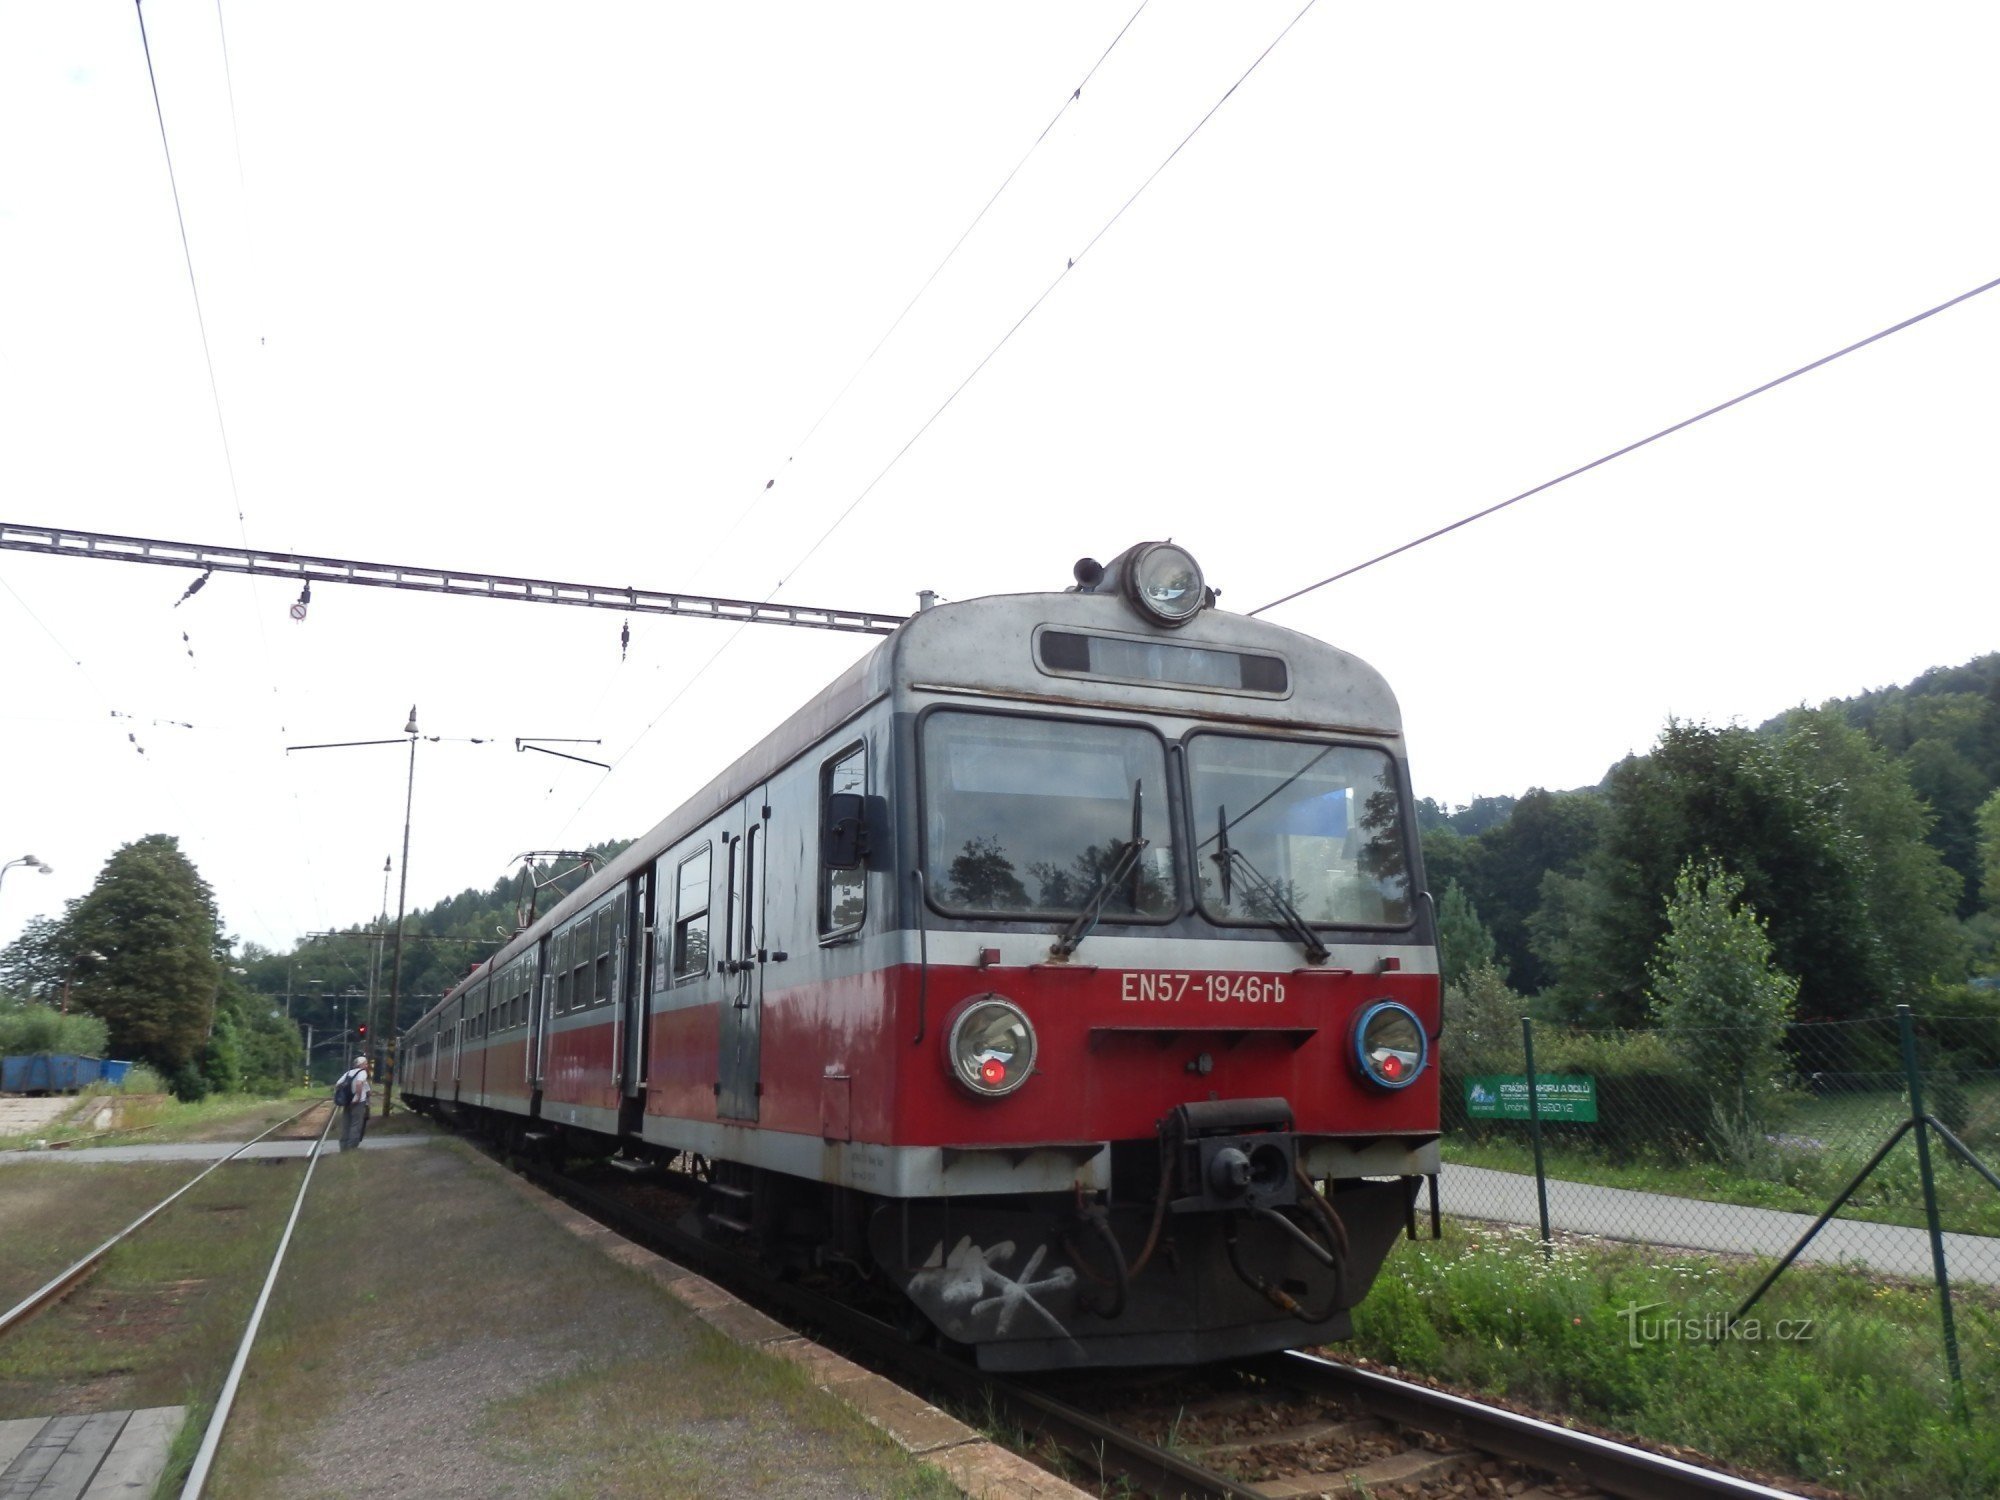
[0,1162,207,1310]
[1348,1221,2000,1499]
[0,1156,304,1421]
[0,1089,313,1152]
[0,1089,443,1153]
[200,1139,957,1499]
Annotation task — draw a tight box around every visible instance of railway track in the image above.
[1,1100,339,1499]
[500,1147,1814,1500]
[0,1100,330,1340]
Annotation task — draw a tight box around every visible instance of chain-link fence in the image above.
[1424,1005,2000,1403]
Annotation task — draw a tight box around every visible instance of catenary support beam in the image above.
[0,522,907,636]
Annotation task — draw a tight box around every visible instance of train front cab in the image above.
[826,550,1440,1370]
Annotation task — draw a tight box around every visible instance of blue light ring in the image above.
[1350,999,1429,1091]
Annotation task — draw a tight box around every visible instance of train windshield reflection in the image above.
[1187,734,1411,928]
[923,712,1176,918]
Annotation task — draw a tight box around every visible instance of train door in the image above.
[717,790,770,1121]
[450,995,464,1102]
[529,943,551,1095]
[623,870,652,1097]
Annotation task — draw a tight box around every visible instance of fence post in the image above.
[1897,1003,1966,1418]
[1522,1016,1552,1253]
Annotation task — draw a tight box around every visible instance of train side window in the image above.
[672,845,711,981]
[820,744,867,938]
[595,906,614,1005]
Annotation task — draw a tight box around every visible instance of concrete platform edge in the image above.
[460,1141,1092,1500]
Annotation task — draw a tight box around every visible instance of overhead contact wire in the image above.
[681,1,1152,590]
[134,0,247,531]
[1250,271,2000,616]
[776,0,1320,596]
[563,3,1316,833]
[135,0,327,939]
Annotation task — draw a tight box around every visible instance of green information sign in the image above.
[1465,1074,1597,1122]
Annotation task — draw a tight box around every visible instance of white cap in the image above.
[354,1056,367,1067]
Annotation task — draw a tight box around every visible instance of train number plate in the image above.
[1120,971,1286,1005]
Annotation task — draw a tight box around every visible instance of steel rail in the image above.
[1270,1351,1804,1500]
[178,1104,339,1499]
[0,1101,328,1338]
[0,522,907,636]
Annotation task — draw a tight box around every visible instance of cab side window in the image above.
[820,744,867,937]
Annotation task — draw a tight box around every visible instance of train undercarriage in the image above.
[417,1092,1423,1371]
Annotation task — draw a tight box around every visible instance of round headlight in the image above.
[1126,543,1205,626]
[1352,1000,1427,1090]
[948,997,1036,1098]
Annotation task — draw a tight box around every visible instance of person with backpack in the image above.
[334,1056,372,1151]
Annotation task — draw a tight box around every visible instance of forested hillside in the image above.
[1427,652,2000,1023]
[236,841,629,1077]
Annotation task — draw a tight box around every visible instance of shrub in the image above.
[0,999,110,1057]
[1647,859,1798,1119]
[119,1063,168,1095]
[1534,1027,1712,1164]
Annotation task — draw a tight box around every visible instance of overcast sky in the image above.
[2,2,1995,956]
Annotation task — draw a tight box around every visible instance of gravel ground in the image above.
[213,1141,942,1500]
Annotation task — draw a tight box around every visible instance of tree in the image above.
[0,916,69,1004]
[1775,708,1965,989]
[1978,787,2000,913]
[1442,960,1522,1073]
[1435,881,1499,990]
[1537,722,1881,1024]
[1466,789,1604,993]
[65,835,222,1078]
[1647,859,1799,1113]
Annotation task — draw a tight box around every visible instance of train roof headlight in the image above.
[1126,543,1205,626]
[1352,1000,1427,1091]
[948,996,1036,1099]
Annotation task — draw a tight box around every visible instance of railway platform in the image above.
[0,1407,181,1499]
[1,1116,1082,1497]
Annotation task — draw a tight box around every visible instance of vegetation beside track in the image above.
[0,1157,301,1421]
[0,1161,202,1310]
[193,1139,955,1499]
[1349,1221,2000,1499]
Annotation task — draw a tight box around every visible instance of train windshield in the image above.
[1186,734,1412,928]
[922,711,1177,919]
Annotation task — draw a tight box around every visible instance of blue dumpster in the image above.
[100,1060,134,1088]
[1,1055,41,1093]
[54,1056,102,1091]
[0,1054,104,1094]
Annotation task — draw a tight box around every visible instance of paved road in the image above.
[0,1135,435,1165]
[1437,1162,2000,1285]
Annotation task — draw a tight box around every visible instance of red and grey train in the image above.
[400,543,1440,1370]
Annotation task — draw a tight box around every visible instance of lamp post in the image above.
[384,710,418,1117]
[287,707,421,1118]
[0,854,53,907]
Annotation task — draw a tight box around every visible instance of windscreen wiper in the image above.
[1213,804,1330,964]
[1050,780,1148,959]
